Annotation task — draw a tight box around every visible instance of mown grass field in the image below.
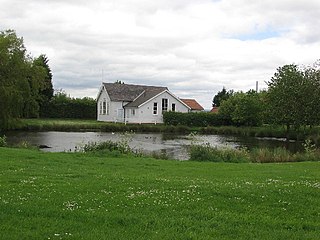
[0,147,319,239]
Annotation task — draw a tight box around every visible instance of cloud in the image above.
[1,0,319,108]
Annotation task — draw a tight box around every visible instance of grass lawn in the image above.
[0,147,319,239]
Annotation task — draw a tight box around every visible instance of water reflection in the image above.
[5,131,303,160]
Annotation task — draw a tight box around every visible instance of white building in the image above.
[97,82,190,124]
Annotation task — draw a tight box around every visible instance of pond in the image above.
[5,131,303,160]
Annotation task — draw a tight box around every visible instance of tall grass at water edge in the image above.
[189,140,320,163]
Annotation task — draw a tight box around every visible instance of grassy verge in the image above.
[13,118,191,133]
[0,147,319,239]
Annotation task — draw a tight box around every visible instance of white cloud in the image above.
[1,0,319,108]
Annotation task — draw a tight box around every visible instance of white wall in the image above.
[97,89,128,122]
[98,89,189,124]
[125,91,189,124]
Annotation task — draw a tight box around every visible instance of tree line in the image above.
[0,30,96,131]
[211,62,320,134]
[1,30,319,134]
[165,60,320,138]
[0,30,54,130]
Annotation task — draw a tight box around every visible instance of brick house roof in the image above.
[180,99,204,111]
[210,107,219,113]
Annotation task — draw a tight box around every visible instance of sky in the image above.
[1,0,320,109]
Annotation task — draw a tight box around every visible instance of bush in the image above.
[0,135,7,147]
[40,95,96,119]
[78,140,132,154]
[189,143,250,163]
[250,147,293,163]
[163,111,228,127]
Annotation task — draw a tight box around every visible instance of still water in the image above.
[5,131,302,160]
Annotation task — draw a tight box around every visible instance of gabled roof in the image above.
[180,99,204,111]
[102,82,167,104]
[125,88,167,107]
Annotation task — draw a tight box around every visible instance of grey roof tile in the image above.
[103,83,167,106]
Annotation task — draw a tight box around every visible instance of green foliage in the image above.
[303,139,316,153]
[250,146,320,163]
[250,148,292,163]
[190,143,320,163]
[212,87,234,107]
[40,91,97,119]
[266,63,320,131]
[189,144,250,163]
[0,135,7,147]
[163,111,228,127]
[219,91,265,126]
[78,141,131,154]
[0,30,51,130]
[33,54,54,105]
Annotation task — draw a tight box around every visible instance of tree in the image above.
[212,87,233,107]
[33,54,54,103]
[266,63,320,138]
[302,60,320,127]
[218,91,264,126]
[0,30,48,130]
[0,30,27,129]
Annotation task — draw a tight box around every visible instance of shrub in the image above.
[0,135,7,147]
[163,111,229,127]
[250,148,292,163]
[189,143,249,163]
[40,95,96,119]
[78,140,132,154]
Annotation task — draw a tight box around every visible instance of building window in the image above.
[153,102,158,115]
[171,103,176,112]
[102,99,106,115]
[132,109,135,116]
[107,102,110,115]
[162,98,168,112]
[99,102,103,115]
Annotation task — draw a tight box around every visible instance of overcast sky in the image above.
[1,0,320,109]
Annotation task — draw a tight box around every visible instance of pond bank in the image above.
[5,131,305,160]
[6,118,320,145]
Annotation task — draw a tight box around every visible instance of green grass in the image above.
[0,147,319,239]
[14,118,191,133]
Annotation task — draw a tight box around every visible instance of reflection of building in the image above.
[97,82,191,124]
[180,99,204,112]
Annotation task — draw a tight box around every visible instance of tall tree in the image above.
[218,91,264,126]
[302,60,320,127]
[0,30,47,130]
[212,87,233,107]
[33,54,54,103]
[266,65,303,130]
[0,30,27,129]
[266,63,320,138]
